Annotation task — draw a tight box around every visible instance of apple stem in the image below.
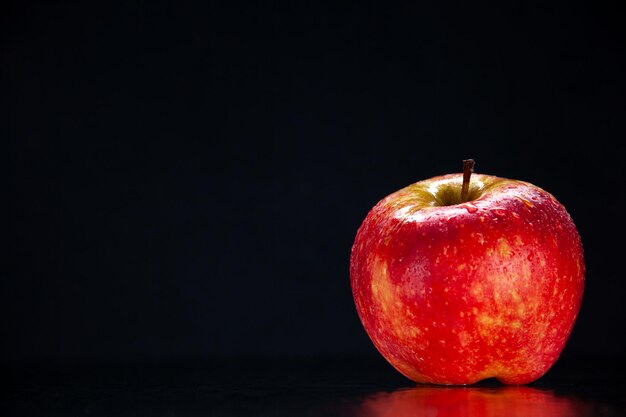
[461,159,475,202]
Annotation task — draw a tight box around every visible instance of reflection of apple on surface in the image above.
[350,160,584,384]
[357,386,593,417]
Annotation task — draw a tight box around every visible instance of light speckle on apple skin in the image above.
[350,173,585,385]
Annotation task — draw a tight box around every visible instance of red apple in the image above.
[350,161,584,385]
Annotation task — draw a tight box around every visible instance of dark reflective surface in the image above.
[4,356,625,416]
[339,386,596,417]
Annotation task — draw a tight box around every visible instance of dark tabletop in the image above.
[4,355,625,416]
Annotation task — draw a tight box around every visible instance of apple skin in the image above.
[350,173,584,385]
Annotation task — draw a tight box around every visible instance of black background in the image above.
[4,0,626,368]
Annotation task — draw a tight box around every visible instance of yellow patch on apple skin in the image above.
[466,248,560,384]
[470,240,539,349]
[458,331,472,347]
[368,262,429,380]
[370,257,421,345]
[477,314,498,327]
[473,283,531,342]
[369,257,454,384]
[498,238,511,257]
